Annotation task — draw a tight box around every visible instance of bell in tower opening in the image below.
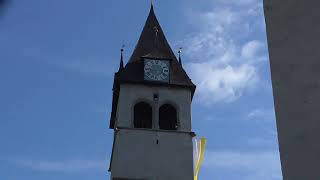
[108,3,197,180]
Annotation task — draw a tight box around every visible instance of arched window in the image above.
[134,102,152,129]
[159,104,178,130]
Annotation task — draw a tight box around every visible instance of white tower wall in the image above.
[264,0,320,179]
[110,129,194,180]
[110,84,195,180]
[115,84,192,131]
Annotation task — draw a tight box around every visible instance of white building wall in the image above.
[264,0,320,179]
[116,84,192,131]
[110,129,194,180]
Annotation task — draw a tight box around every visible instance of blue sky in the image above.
[0,0,282,179]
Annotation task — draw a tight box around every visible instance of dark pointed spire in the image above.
[118,4,195,94]
[128,3,176,62]
[118,5,195,90]
[118,46,124,72]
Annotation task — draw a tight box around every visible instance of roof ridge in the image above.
[128,5,177,63]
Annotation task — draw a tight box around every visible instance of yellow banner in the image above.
[194,138,206,180]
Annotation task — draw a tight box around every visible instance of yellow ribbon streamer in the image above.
[194,138,207,180]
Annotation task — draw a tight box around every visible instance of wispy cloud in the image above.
[246,108,279,148]
[14,159,107,173]
[203,150,282,180]
[187,63,259,104]
[180,0,267,104]
[216,0,261,6]
[241,40,266,62]
[247,136,279,148]
[247,108,276,122]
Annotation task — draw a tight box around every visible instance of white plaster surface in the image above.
[264,0,320,179]
[110,128,194,180]
[115,84,192,131]
[110,84,194,179]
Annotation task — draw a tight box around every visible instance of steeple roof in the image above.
[129,4,176,62]
[118,5,195,89]
[110,5,196,129]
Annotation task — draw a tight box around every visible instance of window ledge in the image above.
[115,126,196,137]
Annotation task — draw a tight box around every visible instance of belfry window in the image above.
[134,102,152,129]
[159,104,178,130]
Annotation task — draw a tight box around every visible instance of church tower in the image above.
[108,4,196,180]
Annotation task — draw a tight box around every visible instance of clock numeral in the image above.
[144,59,169,82]
[145,67,150,70]
[162,73,167,77]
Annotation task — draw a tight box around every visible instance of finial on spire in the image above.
[153,26,159,37]
[150,0,155,12]
[178,47,183,65]
[119,45,125,71]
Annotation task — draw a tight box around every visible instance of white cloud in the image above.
[247,136,278,147]
[203,150,282,180]
[203,9,240,28]
[216,0,259,5]
[187,63,258,104]
[247,108,275,122]
[14,159,107,173]
[245,108,279,149]
[180,0,267,104]
[241,40,264,59]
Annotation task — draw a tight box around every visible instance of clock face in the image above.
[144,59,170,82]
